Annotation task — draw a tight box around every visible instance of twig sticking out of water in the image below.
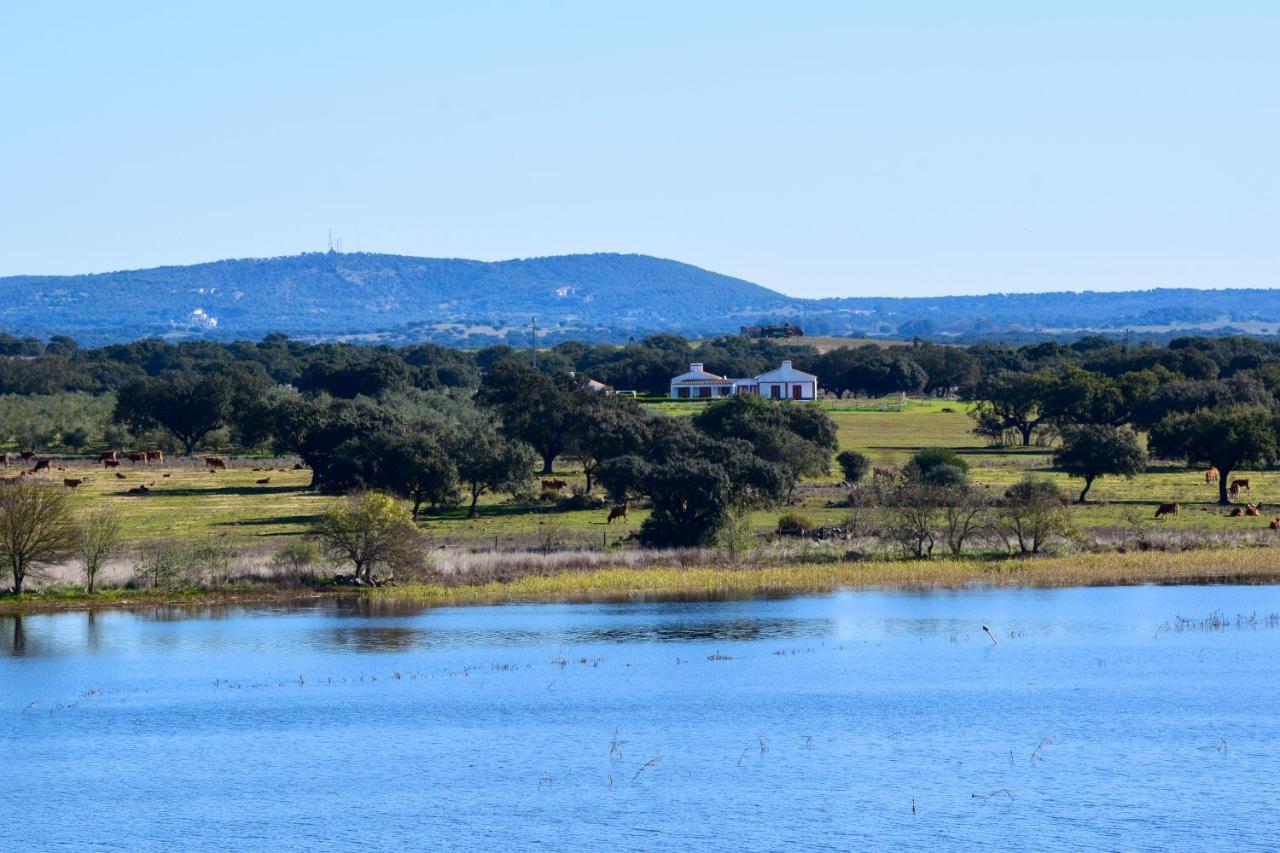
[737,749,749,767]
[911,798,916,815]
[633,757,659,782]
[803,735,813,749]
[1030,733,1055,765]
[983,625,998,645]
[758,737,769,755]
[972,789,1014,801]
[609,726,626,759]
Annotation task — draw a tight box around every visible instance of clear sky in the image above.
[1,2,1276,298]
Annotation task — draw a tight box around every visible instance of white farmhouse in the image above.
[754,360,819,400]
[668,363,737,399]
[669,360,819,401]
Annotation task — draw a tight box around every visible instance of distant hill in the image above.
[0,251,1277,345]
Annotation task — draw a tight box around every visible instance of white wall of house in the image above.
[670,360,818,401]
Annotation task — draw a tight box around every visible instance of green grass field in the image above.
[35,398,1280,549]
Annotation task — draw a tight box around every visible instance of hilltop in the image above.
[0,251,1277,345]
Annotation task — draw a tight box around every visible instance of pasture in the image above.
[16,398,1280,549]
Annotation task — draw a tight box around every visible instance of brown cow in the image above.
[115,472,127,479]
[1230,506,1245,518]
[256,477,271,485]
[63,478,82,489]
[145,450,164,463]
[126,452,146,464]
[19,450,34,461]
[32,458,51,473]
[1230,478,1251,495]
[606,503,629,523]
[0,454,9,467]
[127,485,150,495]
[1154,502,1179,519]
[873,466,895,480]
[541,478,568,492]
[103,458,120,469]
[1270,518,1280,530]
[1204,467,1220,483]
[1246,504,1261,517]
[204,456,227,470]
[99,451,119,463]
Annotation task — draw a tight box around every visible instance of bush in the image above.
[999,477,1072,554]
[776,513,814,536]
[836,450,871,484]
[921,462,968,488]
[906,447,969,477]
[271,540,320,582]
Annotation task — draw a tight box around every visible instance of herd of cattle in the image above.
[1153,468,1280,529]
[0,450,291,497]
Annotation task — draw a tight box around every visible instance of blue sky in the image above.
[1,2,1275,298]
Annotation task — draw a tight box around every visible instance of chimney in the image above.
[690,363,703,373]
[782,360,792,370]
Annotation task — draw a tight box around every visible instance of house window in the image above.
[677,387,689,399]
[699,387,710,398]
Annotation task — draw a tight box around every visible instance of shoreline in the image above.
[4,547,1280,616]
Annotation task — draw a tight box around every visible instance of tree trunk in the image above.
[411,495,423,519]
[540,454,555,476]
[1219,470,1231,505]
[183,437,198,457]
[12,556,24,595]
[1020,424,1034,446]
[1076,477,1094,504]
[468,489,481,518]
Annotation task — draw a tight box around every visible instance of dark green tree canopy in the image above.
[1053,424,1147,503]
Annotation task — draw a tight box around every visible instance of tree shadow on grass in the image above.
[144,485,310,498]
[216,514,319,529]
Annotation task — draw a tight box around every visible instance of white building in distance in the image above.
[669,360,819,401]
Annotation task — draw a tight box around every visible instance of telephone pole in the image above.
[529,317,538,370]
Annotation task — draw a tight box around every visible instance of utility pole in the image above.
[530,316,538,370]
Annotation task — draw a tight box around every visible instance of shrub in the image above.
[776,513,814,536]
[921,462,968,488]
[907,447,969,476]
[271,540,321,582]
[836,450,871,484]
[999,477,1072,554]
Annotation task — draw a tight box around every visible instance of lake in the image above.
[3,585,1279,851]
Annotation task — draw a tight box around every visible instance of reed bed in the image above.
[376,547,1280,608]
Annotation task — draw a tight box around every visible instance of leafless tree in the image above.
[0,481,76,595]
[76,506,122,593]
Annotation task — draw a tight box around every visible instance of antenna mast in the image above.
[530,317,538,370]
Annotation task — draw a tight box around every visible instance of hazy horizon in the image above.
[2,2,1276,297]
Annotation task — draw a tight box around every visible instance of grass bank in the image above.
[6,547,1280,615]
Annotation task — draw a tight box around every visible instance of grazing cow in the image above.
[126,452,146,464]
[63,478,82,489]
[204,456,227,470]
[115,472,127,479]
[256,477,271,485]
[606,504,629,524]
[541,478,568,492]
[1230,478,1251,495]
[19,451,34,461]
[1270,518,1280,530]
[145,450,164,463]
[32,458,51,473]
[1154,502,1179,519]
[873,466,895,480]
[0,453,8,467]
[99,451,119,463]
[103,458,120,469]
[1204,467,1220,483]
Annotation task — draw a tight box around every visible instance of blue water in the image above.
[3,585,1280,851]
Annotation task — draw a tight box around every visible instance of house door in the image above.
[677,387,689,398]
[793,385,803,400]
[770,385,781,399]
